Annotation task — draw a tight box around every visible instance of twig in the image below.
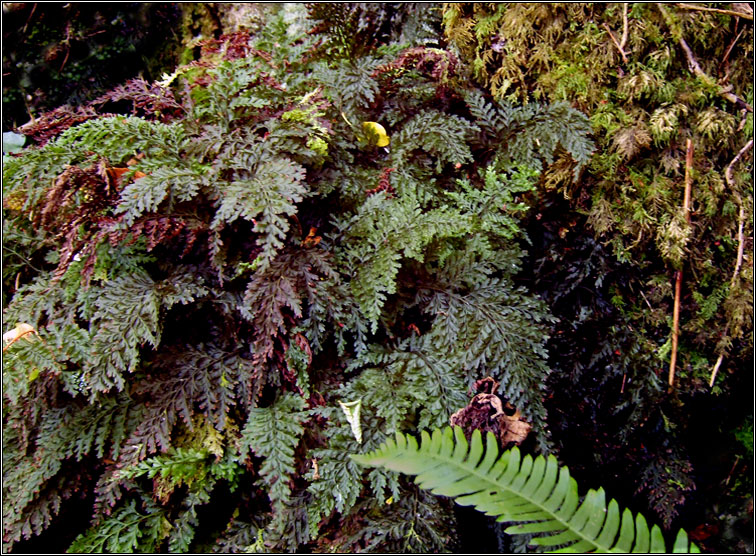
[724,455,742,486]
[2,330,37,353]
[669,139,694,391]
[669,269,683,391]
[710,140,753,388]
[603,23,629,65]
[620,3,629,50]
[721,27,745,70]
[709,353,724,388]
[677,36,753,112]
[658,4,753,112]
[675,2,754,21]
[22,2,37,34]
[725,138,754,191]
[639,289,653,310]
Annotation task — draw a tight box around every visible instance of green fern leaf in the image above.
[116,166,207,226]
[353,426,699,553]
[67,497,170,553]
[238,393,307,511]
[213,157,308,269]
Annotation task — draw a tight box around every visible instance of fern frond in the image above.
[67,497,170,553]
[116,166,208,226]
[353,426,700,554]
[238,393,307,511]
[213,157,308,269]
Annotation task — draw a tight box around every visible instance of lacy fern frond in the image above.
[238,393,308,511]
[353,426,700,554]
[68,497,170,553]
[464,89,594,180]
[213,157,308,269]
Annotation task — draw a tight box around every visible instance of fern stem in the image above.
[668,139,693,390]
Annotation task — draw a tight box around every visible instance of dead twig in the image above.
[675,2,754,21]
[603,23,629,65]
[658,4,753,112]
[725,138,754,192]
[721,27,745,70]
[677,37,752,112]
[620,3,629,50]
[603,4,630,65]
[669,139,693,391]
[710,139,753,388]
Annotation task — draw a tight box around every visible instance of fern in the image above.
[238,393,308,511]
[116,166,208,226]
[67,497,170,553]
[213,157,308,269]
[353,426,700,553]
[85,270,205,394]
[464,89,594,180]
[339,193,468,332]
[391,110,479,172]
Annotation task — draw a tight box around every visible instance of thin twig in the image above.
[22,3,37,34]
[709,139,752,388]
[675,2,754,21]
[658,4,753,112]
[709,353,724,388]
[639,289,653,310]
[2,330,37,353]
[669,269,683,390]
[731,204,746,289]
[721,27,745,70]
[603,22,629,65]
[724,139,752,289]
[669,139,694,391]
[725,139,754,190]
[620,3,629,50]
[678,36,753,112]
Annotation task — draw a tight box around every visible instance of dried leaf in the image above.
[3,323,36,345]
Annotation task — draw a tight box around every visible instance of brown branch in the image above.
[709,139,752,388]
[620,2,629,50]
[669,139,694,391]
[658,3,753,112]
[725,138,754,191]
[677,36,753,112]
[675,2,754,21]
[721,27,745,69]
[603,22,629,65]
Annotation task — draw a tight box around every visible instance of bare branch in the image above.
[675,2,754,21]
[709,138,752,388]
[603,23,629,65]
[658,3,753,112]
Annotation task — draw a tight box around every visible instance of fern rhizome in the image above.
[2,3,750,554]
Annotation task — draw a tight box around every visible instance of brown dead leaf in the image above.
[449,376,532,448]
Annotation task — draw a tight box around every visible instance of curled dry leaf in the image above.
[449,376,532,449]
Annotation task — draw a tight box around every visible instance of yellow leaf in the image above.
[362,121,390,147]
